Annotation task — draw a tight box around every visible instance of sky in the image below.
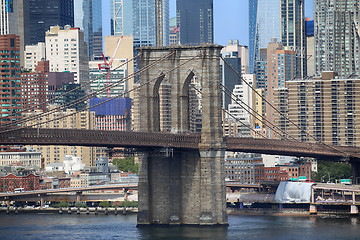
[102,0,313,46]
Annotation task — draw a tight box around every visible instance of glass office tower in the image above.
[249,0,280,74]
[111,0,169,47]
[74,0,102,59]
[28,0,74,45]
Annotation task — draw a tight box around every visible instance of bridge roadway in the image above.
[1,128,360,160]
[0,183,138,200]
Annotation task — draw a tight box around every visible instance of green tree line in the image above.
[112,157,138,174]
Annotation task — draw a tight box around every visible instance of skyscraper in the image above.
[111,0,169,47]
[74,0,102,59]
[280,0,306,78]
[28,0,74,45]
[249,0,280,74]
[0,34,21,126]
[176,0,213,45]
[45,26,89,90]
[314,0,360,78]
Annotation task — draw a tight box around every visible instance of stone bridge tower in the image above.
[137,45,227,226]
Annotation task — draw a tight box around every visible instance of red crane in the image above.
[98,36,123,97]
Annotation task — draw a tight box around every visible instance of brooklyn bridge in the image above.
[1,45,360,226]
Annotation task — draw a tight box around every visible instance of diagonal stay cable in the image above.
[220,83,296,141]
[189,83,267,139]
[0,54,141,121]
[2,53,203,134]
[221,56,351,158]
[2,51,175,130]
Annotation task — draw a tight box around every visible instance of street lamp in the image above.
[321,175,326,183]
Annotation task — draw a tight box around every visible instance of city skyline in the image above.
[102,0,313,46]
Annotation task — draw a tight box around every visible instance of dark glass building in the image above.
[54,83,85,111]
[176,0,213,45]
[28,0,74,45]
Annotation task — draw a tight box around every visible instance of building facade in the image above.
[0,0,30,66]
[24,42,46,72]
[53,83,86,111]
[21,60,49,113]
[266,39,296,134]
[249,0,280,73]
[74,0,102,59]
[45,26,89,90]
[89,56,128,98]
[0,151,42,168]
[306,18,315,77]
[314,0,360,78]
[0,34,21,126]
[89,98,131,131]
[225,154,264,184]
[280,0,306,77]
[176,0,213,45]
[23,107,97,166]
[111,0,169,47]
[0,173,39,192]
[169,17,178,46]
[274,72,360,146]
[28,0,74,45]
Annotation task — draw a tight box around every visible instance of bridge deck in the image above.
[1,128,360,159]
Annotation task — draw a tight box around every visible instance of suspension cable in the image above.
[189,84,267,139]
[2,52,175,130]
[220,83,296,141]
[0,54,141,121]
[1,53,202,134]
[221,56,351,158]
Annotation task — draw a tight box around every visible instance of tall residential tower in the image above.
[314,0,360,78]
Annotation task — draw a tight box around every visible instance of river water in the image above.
[1,213,360,239]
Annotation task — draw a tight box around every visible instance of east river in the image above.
[1,214,360,239]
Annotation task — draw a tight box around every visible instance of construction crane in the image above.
[98,36,123,97]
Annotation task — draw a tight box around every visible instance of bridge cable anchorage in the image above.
[220,56,352,159]
[0,51,176,133]
[220,83,297,141]
[0,54,141,123]
[189,84,267,139]
[0,53,202,136]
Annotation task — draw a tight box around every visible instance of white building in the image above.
[24,42,46,72]
[45,25,89,90]
[63,155,85,175]
[0,151,42,168]
[221,40,249,75]
[45,163,64,172]
[227,74,254,125]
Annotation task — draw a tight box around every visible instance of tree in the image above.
[53,202,68,208]
[112,157,138,174]
[312,161,351,182]
[99,201,111,208]
[74,202,87,208]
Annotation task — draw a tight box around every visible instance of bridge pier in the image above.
[137,149,227,226]
[137,45,227,226]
